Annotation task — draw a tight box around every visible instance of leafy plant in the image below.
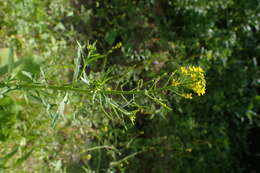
[0,39,206,171]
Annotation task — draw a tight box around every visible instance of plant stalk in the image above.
[0,82,176,95]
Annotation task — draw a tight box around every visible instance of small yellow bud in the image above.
[102,126,108,132]
[172,79,181,86]
[113,42,122,49]
[182,93,193,99]
[186,148,192,152]
[87,154,92,160]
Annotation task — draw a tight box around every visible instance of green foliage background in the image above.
[0,0,259,172]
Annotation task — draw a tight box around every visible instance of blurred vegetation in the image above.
[0,0,259,172]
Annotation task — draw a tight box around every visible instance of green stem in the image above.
[0,82,177,95]
[110,150,145,166]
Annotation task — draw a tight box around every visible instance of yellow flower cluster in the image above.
[180,66,206,96]
[112,42,122,49]
[186,148,192,152]
[172,79,181,86]
[192,80,206,96]
[180,66,204,74]
[181,93,193,99]
[108,42,122,54]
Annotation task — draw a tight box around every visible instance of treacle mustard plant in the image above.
[0,42,206,125]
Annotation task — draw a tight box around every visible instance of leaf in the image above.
[84,54,106,66]
[105,30,117,45]
[57,92,68,116]
[51,113,59,128]
[0,48,17,67]
[15,57,40,81]
[21,71,33,80]
[8,46,14,75]
[0,96,18,141]
[0,52,40,81]
[0,59,22,76]
[0,47,17,76]
[51,93,69,128]
[72,41,83,83]
[14,148,34,167]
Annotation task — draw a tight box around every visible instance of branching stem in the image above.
[0,82,177,95]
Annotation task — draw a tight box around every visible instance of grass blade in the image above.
[8,46,14,76]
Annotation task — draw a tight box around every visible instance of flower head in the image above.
[172,79,181,86]
[180,66,206,96]
[181,93,193,99]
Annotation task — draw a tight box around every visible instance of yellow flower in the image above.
[182,93,193,99]
[180,66,204,75]
[172,79,181,86]
[192,81,206,96]
[186,148,192,152]
[106,87,112,91]
[139,131,144,135]
[179,66,206,96]
[87,154,92,160]
[180,67,188,75]
[113,42,122,49]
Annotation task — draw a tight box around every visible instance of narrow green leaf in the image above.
[8,46,14,75]
[51,113,59,128]
[14,148,34,167]
[57,92,68,116]
[73,41,83,83]
[51,93,69,128]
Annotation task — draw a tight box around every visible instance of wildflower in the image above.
[192,81,206,96]
[182,93,193,99]
[106,87,112,91]
[180,67,188,75]
[180,66,204,75]
[113,42,122,49]
[139,131,144,135]
[186,148,192,152]
[108,42,122,54]
[180,66,206,96]
[172,79,181,86]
